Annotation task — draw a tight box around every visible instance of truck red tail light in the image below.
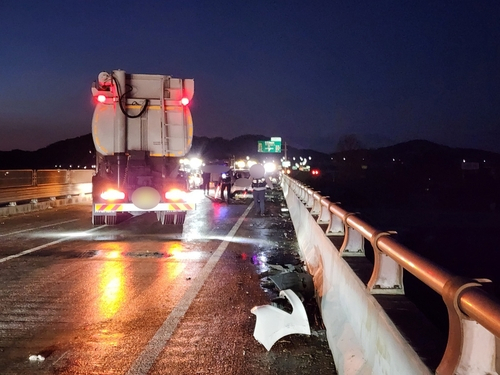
[181,97,190,106]
[165,189,187,201]
[101,189,125,201]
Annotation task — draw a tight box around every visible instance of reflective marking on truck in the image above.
[95,204,123,212]
[94,203,195,212]
[168,203,195,210]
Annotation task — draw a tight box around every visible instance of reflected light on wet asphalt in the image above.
[252,253,269,273]
[98,244,127,320]
[25,230,99,239]
[204,235,274,246]
[212,202,229,219]
[162,241,204,260]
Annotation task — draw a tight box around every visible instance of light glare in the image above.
[101,189,125,200]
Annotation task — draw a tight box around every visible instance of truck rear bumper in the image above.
[94,203,195,213]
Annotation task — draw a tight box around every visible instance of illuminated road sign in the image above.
[258,140,282,153]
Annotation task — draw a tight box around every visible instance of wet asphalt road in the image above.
[0,190,335,374]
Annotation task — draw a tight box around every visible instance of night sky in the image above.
[1,1,499,153]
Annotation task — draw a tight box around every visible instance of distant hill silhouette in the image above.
[0,134,95,170]
[0,134,332,169]
[1,135,499,173]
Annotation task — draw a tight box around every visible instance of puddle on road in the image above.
[124,251,168,258]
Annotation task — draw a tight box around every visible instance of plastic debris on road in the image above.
[251,289,311,351]
[28,354,45,361]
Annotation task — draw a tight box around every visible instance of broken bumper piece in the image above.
[251,289,311,351]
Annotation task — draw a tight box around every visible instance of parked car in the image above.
[232,169,253,195]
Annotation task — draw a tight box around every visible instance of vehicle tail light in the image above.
[165,189,187,201]
[101,189,125,200]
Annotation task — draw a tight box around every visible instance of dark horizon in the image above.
[1,1,500,154]
[1,132,500,172]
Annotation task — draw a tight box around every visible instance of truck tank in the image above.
[90,70,195,225]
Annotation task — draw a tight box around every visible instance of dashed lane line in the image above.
[126,203,253,375]
[0,225,106,263]
[0,219,80,237]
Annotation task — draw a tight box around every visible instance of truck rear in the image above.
[90,70,195,225]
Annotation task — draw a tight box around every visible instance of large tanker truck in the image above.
[90,70,194,225]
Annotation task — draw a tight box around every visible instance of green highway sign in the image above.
[258,140,282,153]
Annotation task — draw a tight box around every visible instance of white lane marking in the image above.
[0,219,80,237]
[52,350,69,366]
[126,204,253,375]
[0,226,106,263]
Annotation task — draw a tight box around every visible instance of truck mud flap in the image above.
[92,214,105,225]
[92,213,118,225]
[157,211,186,225]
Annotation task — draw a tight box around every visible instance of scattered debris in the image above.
[28,354,45,361]
[269,272,314,300]
[251,289,311,351]
[268,264,295,273]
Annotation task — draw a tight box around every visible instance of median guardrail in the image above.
[0,169,93,214]
[282,174,499,375]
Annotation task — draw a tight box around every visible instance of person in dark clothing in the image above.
[251,175,273,215]
[201,172,211,195]
[219,170,233,202]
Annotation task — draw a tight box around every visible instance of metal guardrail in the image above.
[0,169,93,205]
[284,175,500,375]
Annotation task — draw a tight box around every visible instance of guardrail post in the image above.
[310,194,322,215]
[340,214,365,256]
[325,203,344,236]
[367,231,404,294]
[298,185,305,202]
[302,188,311,207]
[305,189,314,209]
[317,201,331,224]
[437,277,498,375]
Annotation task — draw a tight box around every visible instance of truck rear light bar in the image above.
[164,189,187,201]
[100,189,125,201]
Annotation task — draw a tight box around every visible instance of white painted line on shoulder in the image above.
[0,219,80,237]
[126,203,253,375]
[0,225,106,263]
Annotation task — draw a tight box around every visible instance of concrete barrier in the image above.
[0,194,92,217]
[282,181,432,374]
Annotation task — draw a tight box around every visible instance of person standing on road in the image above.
[202,171,211,195]
[251,174,274,216]
[219,169,233,202]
